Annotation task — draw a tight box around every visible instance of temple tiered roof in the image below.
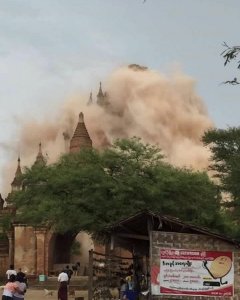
[69,112,92,153]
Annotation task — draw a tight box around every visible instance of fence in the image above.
[88,249,133,300]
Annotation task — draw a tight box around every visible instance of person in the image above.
[120,278,127,300]
[2,274,23,300]
[72,262,80,276]
[76,262,80,276]
[57,269,68,300]
[6,266,17,281]
[72,264,77,276]
[18,270,27,288]
[16,270,26,286]
[13,274,27,300]
[65,266,73,284]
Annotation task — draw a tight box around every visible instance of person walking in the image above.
[65,266,73,284]
[57,269,68,300]
[6,266,17,281]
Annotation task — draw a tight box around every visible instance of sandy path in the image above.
[25,289,88,300]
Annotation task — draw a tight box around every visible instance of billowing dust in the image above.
[1,65,213,196]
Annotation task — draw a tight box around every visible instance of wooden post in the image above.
[88,249,93,300]
[147,216,153,298]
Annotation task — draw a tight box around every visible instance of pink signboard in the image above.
[151,249,234,296]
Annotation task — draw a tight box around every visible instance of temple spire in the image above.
[79,112,84,123]
[69,112,92,153]
[97,82,104,98]
[87,92,93,105]
[97,82,104,106]
[11,156,23,191]
[96,82,109,106]
[33,142,46,166]
[16,156,21,175]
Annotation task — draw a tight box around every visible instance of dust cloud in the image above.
[1,65,213,196]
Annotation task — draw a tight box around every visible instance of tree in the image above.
[202,127,240,227]
[11,138,225,235]
[221,42,240,85]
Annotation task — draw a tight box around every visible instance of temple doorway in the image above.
[48,231,94,275]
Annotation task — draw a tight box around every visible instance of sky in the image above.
[0,0,240,191]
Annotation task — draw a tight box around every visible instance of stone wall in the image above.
[12,225,101,276]
[14,225,36,274]
[0,255,9,277]
[151,231,240,300]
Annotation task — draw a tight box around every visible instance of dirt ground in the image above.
[25,289,88,300]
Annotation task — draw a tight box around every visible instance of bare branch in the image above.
[220,77,240,85]
[221,42,240,67]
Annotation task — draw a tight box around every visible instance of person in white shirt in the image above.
[57,270,68,300]
[58,271,68,283]
[6,265,17,280]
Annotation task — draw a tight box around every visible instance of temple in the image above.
[0,102,104,276]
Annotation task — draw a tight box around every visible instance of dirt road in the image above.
[25,289,87,300]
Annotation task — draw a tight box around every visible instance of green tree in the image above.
[12,138,225,235]
[203,127,240,227]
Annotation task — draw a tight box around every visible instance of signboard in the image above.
[151,249,234,296]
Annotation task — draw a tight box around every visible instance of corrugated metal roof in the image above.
[104,210,240,247]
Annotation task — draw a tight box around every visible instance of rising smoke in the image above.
[2,65,213,196]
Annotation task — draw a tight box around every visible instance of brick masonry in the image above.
[151,231,240,300]
[13,225,54,275]
[14,225,36,274]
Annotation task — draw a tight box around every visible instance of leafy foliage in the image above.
[203,127,240,227]
[11,137,225,235]
[1,213,13,232]
[221,42,240,84]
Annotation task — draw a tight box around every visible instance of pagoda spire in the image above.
[16,156,22,177]
[97,82,109,106]
[69,112,92,153]
[97,82,104,106]
[11,156,23,191]
[79,112,84,123]
[97,82,104,98]
[87,92,93,105]
[33,142,46,166]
